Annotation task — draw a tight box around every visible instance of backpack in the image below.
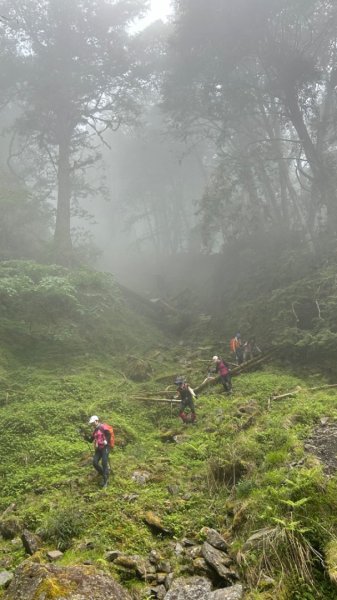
[100,423,114,448]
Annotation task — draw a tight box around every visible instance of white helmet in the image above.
[88,415,99,424]
[212,355,218,361]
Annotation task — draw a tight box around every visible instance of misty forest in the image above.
[2,1,337,599]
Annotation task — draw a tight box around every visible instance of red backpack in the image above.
[100,423,115,448]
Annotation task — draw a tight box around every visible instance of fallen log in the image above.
[130,397,180,404]
[270,383,337,402]
[194,351,275,394]
[133,390,176,397]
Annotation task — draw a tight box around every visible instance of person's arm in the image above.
[103,428,111,446]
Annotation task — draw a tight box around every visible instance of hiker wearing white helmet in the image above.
[85,415,114,488]
[212,356,232,393]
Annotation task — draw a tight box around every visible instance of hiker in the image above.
[174,376,197,423]
[86,416,114,488]
[230,333,244,365]
[212,355,232,393]
[243,337,262,362]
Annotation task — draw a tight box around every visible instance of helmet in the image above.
[212,355,218,361]
[175,376,185,385]
[88,415,99,424]
[236,333,241,338]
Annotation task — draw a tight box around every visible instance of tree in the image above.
[0,0,149,264]
[164,0,337,246]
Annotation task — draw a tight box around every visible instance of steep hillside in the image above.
[1,262,337,599]
[1,347,337,598]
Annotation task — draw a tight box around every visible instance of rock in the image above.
[167,485,180,495]
[144,512,170,535]
[157,561,172,574]
[3,560,132,599]
[105,550,121,562]
[157,572,167,584]
[182,538,195,547]
[0,518,22,540]
[152,584,167,598]
[114,555,155,580]
[187,546,202,559]
[208,585,244,599]
[165,573,175,590]
[163,576,212,599]
[174,543,184,556]
[21,530,42,555]
[320,417,329,426]
[47,550,63,561]
[149,549,161,564]
[201,528,228,551]
[192,557,213,576]
[132,470,151,485]
[0,571,13,589]
[201,543,236,582]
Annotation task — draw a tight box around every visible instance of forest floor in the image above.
[1,344,337,599]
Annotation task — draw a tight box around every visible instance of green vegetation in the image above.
[1,263,337,599]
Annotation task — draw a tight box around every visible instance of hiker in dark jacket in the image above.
[212,355,232,393]
[85,415,114,488]
[174,377,197,423]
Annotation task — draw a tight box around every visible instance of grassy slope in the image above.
[1,341,337,599]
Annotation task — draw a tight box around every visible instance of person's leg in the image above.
[187,397,196,422]
[101,447,110,485]
[93,448,104,476]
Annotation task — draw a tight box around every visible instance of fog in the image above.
[1,0,337,314]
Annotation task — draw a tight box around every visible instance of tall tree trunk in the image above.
[285,86,337,233]
[54,135,73,265]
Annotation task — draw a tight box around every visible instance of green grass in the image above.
[1,344,337,598]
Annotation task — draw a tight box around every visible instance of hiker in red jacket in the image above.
[212,356,232,393]
[86,415,114,488]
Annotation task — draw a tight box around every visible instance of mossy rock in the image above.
[0,517,22,540]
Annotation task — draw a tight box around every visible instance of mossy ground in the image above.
[1,343,337,599]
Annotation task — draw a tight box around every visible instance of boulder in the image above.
[0,571,13,589]
[0,518,22,540]
[132,470,151,485]
[21,530,42,555]
[209,585,244,600]
[47,550,63,561]
[202,528,228,552]
[163,576,212,599]
[144,512,170,535]
[201,543,236,582]
[105,550,121,562]
[3,560,132,599]
[114,554,155,580]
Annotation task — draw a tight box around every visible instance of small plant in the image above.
[38,507,84,551]
[243,519,323,591]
